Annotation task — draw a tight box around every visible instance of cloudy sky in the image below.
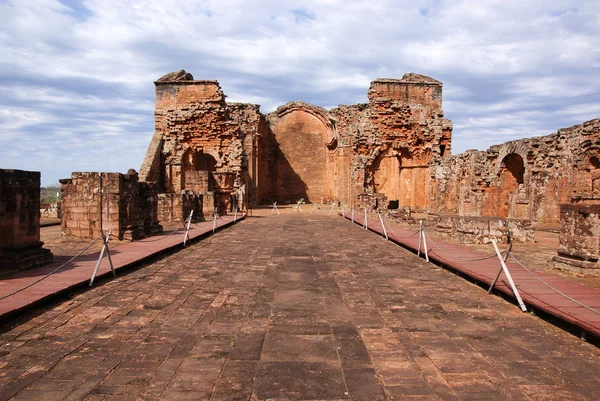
[1,0,599,186]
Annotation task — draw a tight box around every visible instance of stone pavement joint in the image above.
[0,214,599,401]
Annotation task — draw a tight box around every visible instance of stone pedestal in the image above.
[0,169,53,273]
[553,204,600,275]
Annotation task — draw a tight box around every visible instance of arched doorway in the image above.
[372,149,402,203]
[498,153,525,218]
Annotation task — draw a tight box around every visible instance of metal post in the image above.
[421,223,429,262]
[212,210,218,233]
[271,201,280,215]
[351,207,355,223]
[90,230,114,287]
[328,202,336,216]
[341,205,345,217]
[363,209,368,230]
[233,206,238,223]
[417,220,423,257]
[491,240,527,312]
[183,210,193,247]
[489,243,512,294]
[378,214,388,240]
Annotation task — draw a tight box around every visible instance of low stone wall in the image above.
[553,204,600,275]
[157,192,203,223]
[434,214,534,244]
[0,169,52,272]
[60,170,162,240]
[40,202,62,219]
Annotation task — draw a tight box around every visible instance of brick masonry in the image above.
[60,170,164,240]
[0,169,52,272]
[554,204,600,275]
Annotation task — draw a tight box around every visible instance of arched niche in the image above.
[270,105,336,203]
[372,148,402,202]
[181,149,219,192]
[498,153,525,218]
[587,154,600,195]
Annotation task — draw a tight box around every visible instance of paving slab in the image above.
[0,214,599,400]
[0,216,242,320]
[344,211,600,340]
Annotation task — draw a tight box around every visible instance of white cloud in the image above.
[0,0,599,185]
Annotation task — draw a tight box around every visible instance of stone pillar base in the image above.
[0,241,53,273]
[553,255,600,276]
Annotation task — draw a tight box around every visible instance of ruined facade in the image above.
[0,169,52,272]
[429,119,600,227]
[139,70,452,214]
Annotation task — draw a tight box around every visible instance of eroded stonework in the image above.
[430,119,600,225]
[0,169,52,272]
[140,70,452,214]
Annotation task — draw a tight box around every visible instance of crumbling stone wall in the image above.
[553,204,600,275]
[434,215,534,244]
[0,169,52,272]
[430,119,600,227]
[157,192,202,223]
[330,74,452,210]
[60,170,163,240]
[139,71,453,212]
[139,71,270,215]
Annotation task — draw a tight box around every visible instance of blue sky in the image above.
[1,0,599,186]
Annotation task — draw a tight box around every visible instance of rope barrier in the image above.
[0,235,103,301]
[509,254,600,315]
[424,233,499,262]
[381,215,421,239]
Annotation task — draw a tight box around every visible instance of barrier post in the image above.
[341,205,345,217]
[378,214,388,240]
[490,240,527,312]
[421,223,429,262]
[295,200,303,213]
[183,210,193,247]
[212,210,218,233]
[488,243,512,294]
[233,206,238,223]
[271,201,280,215]
[351,207,355,223]
[363,209,368,230]
[328,202,336,216]
[89,230,115,287]
[417,220,423,256]
[310,203,317,215]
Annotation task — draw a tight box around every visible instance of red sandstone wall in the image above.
[269,106,335,203]
[0,169,41,246]
[0,169,52,271]
[61,171,162,240]
[430,119,600,226]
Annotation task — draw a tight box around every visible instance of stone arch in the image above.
[372,147,402,202]
[269,102,337,203]
[180,149,219,192]
[498,153,525,218]
[585,151,600,196]
[194,153,217,171]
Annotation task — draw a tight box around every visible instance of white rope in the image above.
[382,216,420,239]
[425,233,499,262]
[0,235,102,301]
[509,254,600,315]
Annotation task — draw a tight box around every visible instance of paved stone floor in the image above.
[1,215,600,401]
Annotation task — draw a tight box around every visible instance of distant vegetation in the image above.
[41,185,61,203]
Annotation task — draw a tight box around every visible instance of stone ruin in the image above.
[0,169,52,273]
[56,69,600,275]
[138,70,451,216]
